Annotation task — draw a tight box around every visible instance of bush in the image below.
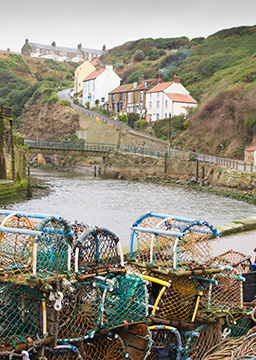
[47,93,59,105]
[127,113,139,128]
[133,50,145,61]
[135,119,147,129]
[120,114,128,123]
[59,100,71,106]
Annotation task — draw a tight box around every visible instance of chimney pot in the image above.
[173,75,180,83]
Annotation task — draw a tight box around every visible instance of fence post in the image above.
[244,162,246,171]
[251,163,253,172]
[196,160,199,181]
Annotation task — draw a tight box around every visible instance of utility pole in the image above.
[221,114,225,140]
[168,113,172,157]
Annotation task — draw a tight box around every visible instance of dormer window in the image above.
[144,81,148,88]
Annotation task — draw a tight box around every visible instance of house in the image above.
[21,39,105,62]
[83,65,121,107]
[146,75,197,122]
[244,145,256,165]
[74,61,96,96]
[108,78,157,117]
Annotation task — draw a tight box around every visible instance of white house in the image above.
[83,65,121,107]
[146,75,197,122]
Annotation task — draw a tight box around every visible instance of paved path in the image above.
[212,229,256,258]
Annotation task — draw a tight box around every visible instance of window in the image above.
[156,101,160,109]
[157,92,160,98]
[149,101,152,110]
[144,81,148,88]
[149,114,152,121]
[150,93,152,98]
[140,91,143,102]
[120,103,123,111]
[112,103,115,110]
[128,92,132,103]
[112,94,115,101]
[120,93,123,101]
[165,100,168,108]
[93,80,95,91]
[101,97,105,103]
[165,113,167,118]
[156,114,159,120]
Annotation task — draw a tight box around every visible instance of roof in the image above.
[148,81,174,93]
[28,42,82,55]
[167,93,197,104]
[245,145,256,151]
[28,42,104,56]
[109,84,134,94]
[83,68,105,81]
[135,79,157,90]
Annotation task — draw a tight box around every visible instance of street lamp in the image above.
[221,114,225,140]
[168,113,172,157]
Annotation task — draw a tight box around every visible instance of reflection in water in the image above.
[1,168,256,246]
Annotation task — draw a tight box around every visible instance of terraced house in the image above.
[21,39,105,62]
[108,78,157,117]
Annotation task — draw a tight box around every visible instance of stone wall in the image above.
[77,114,168,150]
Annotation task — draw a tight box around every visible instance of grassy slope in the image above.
[101,25,256,158]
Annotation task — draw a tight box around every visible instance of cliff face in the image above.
[19,99,80,140]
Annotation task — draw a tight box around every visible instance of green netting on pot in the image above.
[57,281,102,342]
[95,273,148,330]
[74,226,124,273]
[228,313,254,338]
[0,282,44,348]
[35,217,73,275]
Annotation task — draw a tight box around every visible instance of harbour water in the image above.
[1,168,256,257]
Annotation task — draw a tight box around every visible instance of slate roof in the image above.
[28,42,104,56]
[109,84,134,94]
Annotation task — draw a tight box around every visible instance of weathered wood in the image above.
[149,316,196,330]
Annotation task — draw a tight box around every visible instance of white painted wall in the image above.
[83,65,121,107]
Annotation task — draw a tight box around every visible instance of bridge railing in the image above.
[24,138,190,159]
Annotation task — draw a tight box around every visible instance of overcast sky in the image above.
[1,0,256,53]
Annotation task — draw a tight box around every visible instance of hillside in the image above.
[0,25,256,159]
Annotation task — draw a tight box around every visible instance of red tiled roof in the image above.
[84,68,105,81]
[167,93,197,104]
[148,81,173,93]
[245,145,256,151]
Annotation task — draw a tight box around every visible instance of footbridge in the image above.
[24,138,172,159]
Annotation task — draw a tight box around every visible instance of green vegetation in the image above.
[0,53,74,126]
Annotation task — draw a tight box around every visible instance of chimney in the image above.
[157,71,163,84]
[78,43,82,49]
[52,41,56,47]
[173,74,180,83]
[120,78,124,85]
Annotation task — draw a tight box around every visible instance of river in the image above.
[1,168,256,255]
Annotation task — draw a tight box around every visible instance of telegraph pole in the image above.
[168,113,172,157]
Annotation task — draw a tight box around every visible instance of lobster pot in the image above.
[57,281,102,342]
[232,328,256,358]
[181,322,222,360]
[229,314,255,338]
[75,227,124,272]
[211,250,252,273]
[0,214,34,275]
[45,344,82,360]
[0,282,44,348]
[174,221,215,266]
[96,273,148,330]
[36,217,73,274]
[155,276,201,323]
[130,213,184,264]
[147,325,182,360]
[77,334,128,360]
[69,221,89,244]
[207,267,244,310]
